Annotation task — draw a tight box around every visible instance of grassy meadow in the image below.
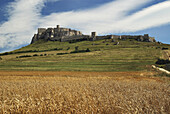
[0,39,168,71]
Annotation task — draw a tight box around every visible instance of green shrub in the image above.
[71,48,91,54]
[75,46,79,51]
[155,59,170,65]
[67,47,70,50]
[86,48,90,52]
[0,52,13,56]
[33,54,38,56]
[53,48,58,50]
[18,55,32,58]
[71,50,87,54]
[162,47,168,50]
[57,53,69,55]
[0,48,64,56]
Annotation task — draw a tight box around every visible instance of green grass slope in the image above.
[0,39,169,71]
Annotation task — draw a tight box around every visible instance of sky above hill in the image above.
[0,0,170,52]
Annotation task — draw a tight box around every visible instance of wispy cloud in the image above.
[0,0,170,52]
[40,0,154,33]
[0,0,58,51]
[117,0,170,33]
[40,0,170,34]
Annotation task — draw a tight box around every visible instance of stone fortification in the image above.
[31,25,156,44]
[31,25,84,44]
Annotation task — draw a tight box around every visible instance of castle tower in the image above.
[57,25,60,29]
[91,32,96,37]
[144,34,149,38]
[38,28,46,35]
[91,32,96,41]
[144,34,149,42]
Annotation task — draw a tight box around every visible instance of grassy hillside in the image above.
[0,39,169,71]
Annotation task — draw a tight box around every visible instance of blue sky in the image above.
[0,0,170,52]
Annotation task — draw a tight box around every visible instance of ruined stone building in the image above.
[31,25,156,44]
[31,25,85,43]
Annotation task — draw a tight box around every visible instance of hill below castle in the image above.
[0,27,169,72]
[0,29,169,114]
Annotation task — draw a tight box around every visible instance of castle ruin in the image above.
[31,25,156,44]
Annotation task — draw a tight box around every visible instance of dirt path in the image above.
[0,71,151,76]
[0,71,164,82]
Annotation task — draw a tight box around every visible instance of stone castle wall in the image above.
[31,25,156,44]
[31,25,83,44]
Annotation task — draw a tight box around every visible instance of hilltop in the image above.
[0,30,169,72]
[0,25,169,72]
[0,27,170,113]
[31,25,156,44]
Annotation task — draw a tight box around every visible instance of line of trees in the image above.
[16,47,91,58]
[0,48,63,56]
[156,59,170,65]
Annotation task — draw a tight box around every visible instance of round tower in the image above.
[57,25,60,29]
[91,32,96,41]
[91,32,96,37]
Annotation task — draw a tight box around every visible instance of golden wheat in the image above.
[0,73,169,113]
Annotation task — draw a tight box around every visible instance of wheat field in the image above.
[0,71,169,113]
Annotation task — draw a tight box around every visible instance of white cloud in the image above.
[0,0,170,52]
[116,0,170,33]
[40,0,154,34]
[40,0,170,34]
[0,0,58,51]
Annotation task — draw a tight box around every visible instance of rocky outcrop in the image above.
[165,64,170,71]
[31,25,156,44]
[152,65,170,74]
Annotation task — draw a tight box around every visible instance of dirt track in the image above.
[0,71,163,82]
[0,71,152,76]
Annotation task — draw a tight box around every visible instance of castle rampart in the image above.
[38,28,46,35]
[31,25,156,44]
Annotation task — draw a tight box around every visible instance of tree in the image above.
[75,46,79,51]
[67,47,70,50]
[86,48,90,52]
